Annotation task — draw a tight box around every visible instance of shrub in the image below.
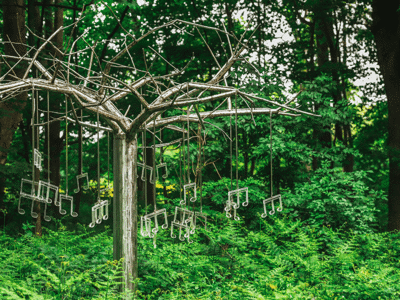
[283,162,385,233]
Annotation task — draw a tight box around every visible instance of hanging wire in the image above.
[35,87,40,220]
[198,123,203,213]
[182,121,187,186]
[235,94,239,190]
[270,110,273,197]
[230,104,233,190]
[31,88,35,181]
[179,127,183,203]
[97,106,100,201]
[187,107,190,184]
[152,116,157,211]
[65,95,69,195]
[160,126,165,202]
[47,91,50,182]
[107,132,110,192]
[142,115,148,216]
[139,93,148,215]
[80,109,83,175]
[30,88,37,219]
[36,88,39,168]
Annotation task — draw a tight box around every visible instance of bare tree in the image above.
[0,14,318,294]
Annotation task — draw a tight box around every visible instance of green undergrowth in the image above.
[0,215,399,300]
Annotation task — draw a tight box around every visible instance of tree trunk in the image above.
[250,157,256,176]
[343,124,354,172]
[27,0,40,47]
[372,0,400,231]
[0,0,27,206]
[312,17,332,170]
[113,134,138,293]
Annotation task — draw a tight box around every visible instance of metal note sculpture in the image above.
[89,200,109,227]
[137,162,154,183]
[170,206,195,243]
[193,211,207,232]
[41,181,59,206]
[74,173,89,193]
[19,179,59,222]
[33,149,43,171]
[261,194,283,217]
[33,181,59,221]
[181,182,196,206]
[42,204,51,222]
[171,221,193,243]
[140,216,152,237]
[155,163,169,180]
[59,194,78,217]
[140,209,168,238]
[18,179,52,213]
[225,187,249,220]
[137,162,168,184]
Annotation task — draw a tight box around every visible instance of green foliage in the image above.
[284,161,384,233]
[0,224,123,299]
[1,215,400,299]
[0,1,394,299]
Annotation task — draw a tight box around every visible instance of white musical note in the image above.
[261,194,282,217]
[59,194,78,217]
[74,173,89,193]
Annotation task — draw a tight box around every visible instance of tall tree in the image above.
[372,0,400,231]
[0,0,27,206]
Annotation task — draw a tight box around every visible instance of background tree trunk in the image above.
[312,16,332,170]
[0,0,27,206]
[372,0,400,231]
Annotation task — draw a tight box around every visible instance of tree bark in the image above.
[113,134,138,293]
[27,0,40,47]
[372,0,400,231]
[0,0,27,206]
[312,16,332,170]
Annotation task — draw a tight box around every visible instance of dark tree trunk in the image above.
[27,0,40,47]
[312,17,332,170]
[372,0,400,231]
[250,157,256,176]
[0,0,27,207]
[342,124,354,172]
[19,119,30,164]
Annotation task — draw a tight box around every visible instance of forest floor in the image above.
[0,214,399,299]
